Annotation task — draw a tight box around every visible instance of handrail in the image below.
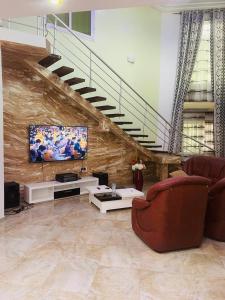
[49,14,214,153]
[3,16,215,155]
[47,30,207,153]
[51,14,172,126]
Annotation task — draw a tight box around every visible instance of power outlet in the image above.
[80,167,87,173]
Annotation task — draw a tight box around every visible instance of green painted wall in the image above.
[84,7,161,109]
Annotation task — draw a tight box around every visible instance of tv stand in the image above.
[24,176,98,204]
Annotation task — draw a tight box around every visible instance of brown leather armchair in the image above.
[205,178,225,241]
[183,155,225,242]
[132,176,210,253]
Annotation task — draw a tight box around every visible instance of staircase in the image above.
[25,56,157,162]
[38,53,162,151]
[3,14,215,179]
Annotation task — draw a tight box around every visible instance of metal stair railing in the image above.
[1,15,215,156]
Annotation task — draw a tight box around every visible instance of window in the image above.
[56,13,69,27]
[72,11,91,36]
[47,11,93,37]
[182,17,215,155]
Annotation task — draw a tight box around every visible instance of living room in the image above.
[0,0,225,299]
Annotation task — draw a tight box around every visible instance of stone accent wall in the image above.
[2,41,146,186]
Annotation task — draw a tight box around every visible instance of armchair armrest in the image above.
[132,197,150,210]
[209,178,225,196]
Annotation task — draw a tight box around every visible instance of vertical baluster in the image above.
[143,103,148,136]
[119,79,122,115]
[42,16,46,37]
[37,16,40,36]
[53,17,56,54]
[89,52,92,87]
[8,18,11,30]
[164,122,169,151]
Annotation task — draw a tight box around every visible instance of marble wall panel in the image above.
[2,42,148,186]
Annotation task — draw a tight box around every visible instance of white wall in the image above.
[44,7,162,135]
[0,27,46,48]
[157,13,180,148]
[158,13,180,121]
[84,7,161,108]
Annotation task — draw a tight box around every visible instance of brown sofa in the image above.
[184,156,225,242]
[132,176,210,253]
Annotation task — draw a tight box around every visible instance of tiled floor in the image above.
[0,193,225,300]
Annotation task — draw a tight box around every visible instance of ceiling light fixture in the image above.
[49,0,64,6]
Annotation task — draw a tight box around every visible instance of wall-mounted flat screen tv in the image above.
[29,125,88,162]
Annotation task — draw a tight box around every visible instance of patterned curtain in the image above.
[211,10,225,157]
[185,15,212,102]
[169,11,204,154]
[182,15,214,156]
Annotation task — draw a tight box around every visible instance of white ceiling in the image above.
[0,0,225,18]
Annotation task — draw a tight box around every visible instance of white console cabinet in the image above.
[24,176,98,204]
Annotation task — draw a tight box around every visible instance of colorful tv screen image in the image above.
[29,125,88,162]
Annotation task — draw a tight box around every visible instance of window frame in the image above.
[46,11,95,41]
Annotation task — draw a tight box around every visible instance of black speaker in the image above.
[92,172,108,186]
[4,182,20,209]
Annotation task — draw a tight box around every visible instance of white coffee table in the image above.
[86,185,112,201]
[88,186,144,213]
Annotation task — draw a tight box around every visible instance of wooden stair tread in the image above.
[105,113,125,118]
[53,66,74,77]
[144,145,162,148]
[123,128,141,132]
[151,150,169,153]
[130,134,148,137]
[76,87,96,95]
[65,77,85,86]
[114,121,133,125]
[137,140,155,144]
[39,54,61,68]
[86,96,106,103]
[96,105,116,111]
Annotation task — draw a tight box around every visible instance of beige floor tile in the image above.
[42,257,98,294]
[0,194,224,299]
[91,266,140,300]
